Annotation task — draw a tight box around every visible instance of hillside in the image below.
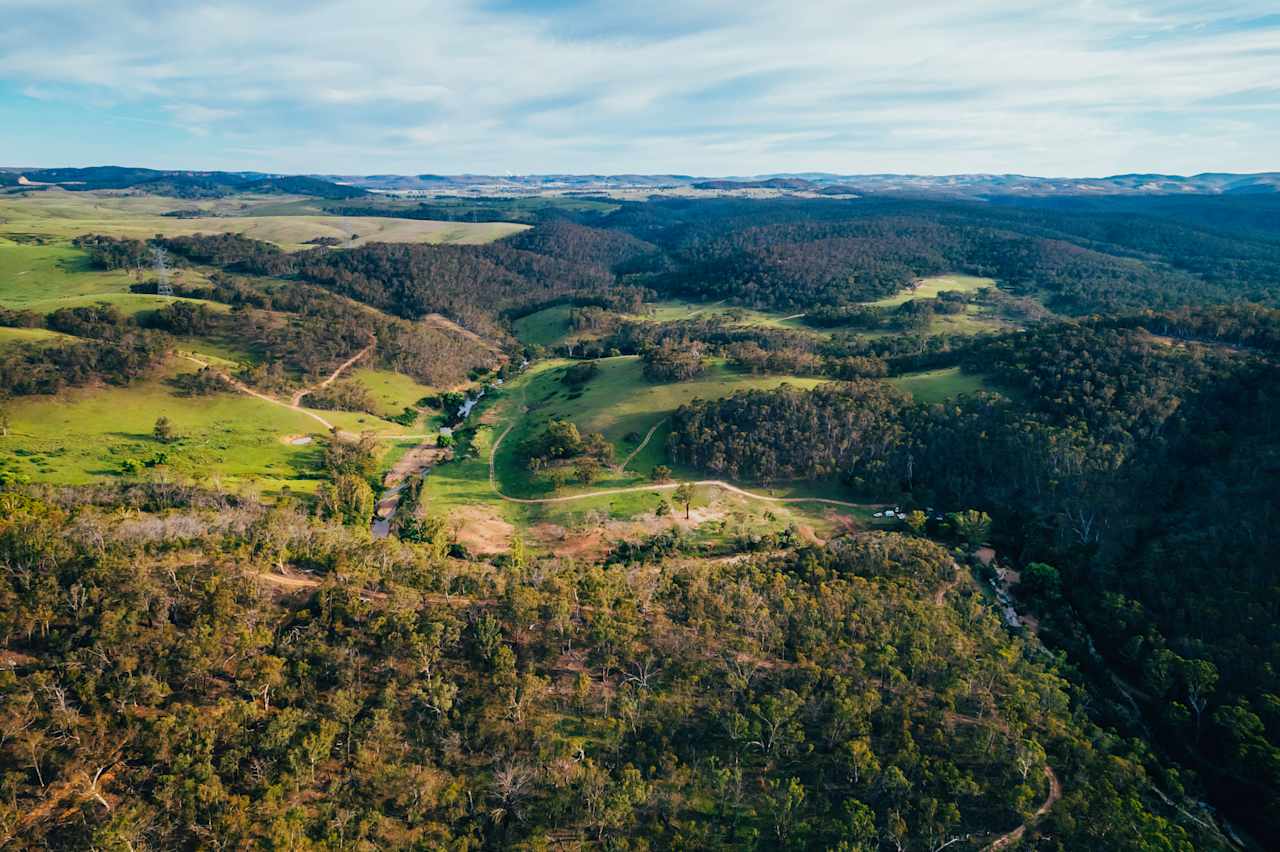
[2,186,1278,849]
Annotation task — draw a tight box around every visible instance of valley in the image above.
[3,178,1278,851]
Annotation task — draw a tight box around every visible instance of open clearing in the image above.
[348,367,438,420]
[866,274,995,307]
[889,366,991,403]
[512,305,576,347]
[0,238,229,319]
[495,356,825,487]
[0,189,528,250]
[0,238,140,304]
[422,355,866,546]
[512,299,814,349]
[0,356,416,496]
[0,326,76,352]
[511,289,1009,350]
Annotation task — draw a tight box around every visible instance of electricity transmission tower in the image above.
[152,246,173,296]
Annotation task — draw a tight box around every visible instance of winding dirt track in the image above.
[617,419,665,472]
[984,765,1062,851]
[289,336,375,406]
[488,416,867,509]
[181,334,405,440]
[181,353,338,431]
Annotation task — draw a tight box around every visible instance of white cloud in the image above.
[0,0,1277,173]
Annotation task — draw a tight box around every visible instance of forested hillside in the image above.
[668,306,1280,841]
[0,489,1229,850]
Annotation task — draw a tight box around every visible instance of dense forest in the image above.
[0,489,1231,849]
[668,307,1280,841]
[0,304,171,396]
[109,193,1280,338]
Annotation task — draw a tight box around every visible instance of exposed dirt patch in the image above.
[450,504,515,555]
[0,649,39,667]
[531,523,614,561]
[385,445,449,492]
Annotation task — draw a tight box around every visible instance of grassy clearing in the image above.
[0,326,76,352]
[1,359,327,494]
[429,356,828,506]
[0,238,225,321]
[889,367,991,403]
[512,305,575,347]
[0,190,527,250]
[349,367,436,419]
[639,299,811,331]
[0,238,137,305]
[866,274,995,308]
[0,356,417,496]
[512,299,819,350]
[510,356,824,465]
[420,361,867,544]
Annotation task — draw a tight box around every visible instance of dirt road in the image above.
[488,415,867,509]
[289,335,375,407]
[984,765,1062,851]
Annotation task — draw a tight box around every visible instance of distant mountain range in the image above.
[328,171,1280,196]
[4,165,1278,198]
[0,166,368,199]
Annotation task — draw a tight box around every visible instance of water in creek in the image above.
[371,387,487,538]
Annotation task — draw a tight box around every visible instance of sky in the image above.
[1,0,1278,177]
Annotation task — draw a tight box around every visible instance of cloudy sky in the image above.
[1,0,1278,176]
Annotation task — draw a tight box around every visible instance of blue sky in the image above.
[1,0,1278,176]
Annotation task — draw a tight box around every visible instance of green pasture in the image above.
[0,356,416,496]
[513,305,576,347]
[0,326,76,352]
[0,238,226,322]
[639,299,809,330]
[461,356,826,500]
[349,367,437,419]
[866,274,995,308]
[0,189,528,251]
[889,366,991,403]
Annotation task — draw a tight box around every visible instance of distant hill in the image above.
[331,170,1280,196]
[6,165,1278,198]
[691,177,818,191]
[2,166,367,199]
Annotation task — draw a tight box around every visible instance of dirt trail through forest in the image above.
[488,415,868,509]
[289,335,375,406]
[181,334,411,441]
[984,765,1062,850]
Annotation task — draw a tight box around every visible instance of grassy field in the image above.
[0,326,76,352]
[512,299,818,350]
[423,356,831,518]
[512,305,576,347]
[0,237,228,320]
[866,274,995,307]
[889,366,991,403]
[0,238,137,303]
[419,366,869,556]
[349,367,437,419]
[640,299,809,330]
[0,356,418,496]
[509,356,824,468]
[511,294,1011,353]
[0,189,528,250]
